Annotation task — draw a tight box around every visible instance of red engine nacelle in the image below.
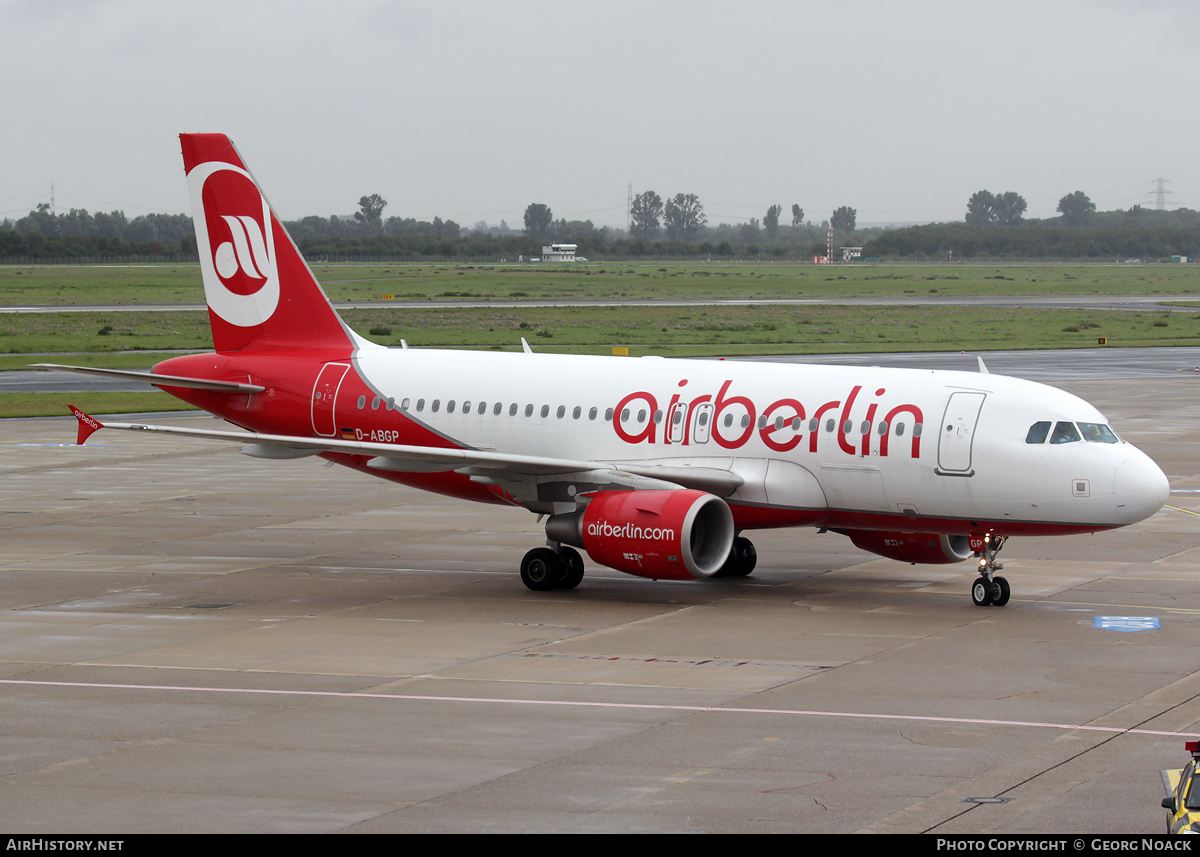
[549,490,734,580]
[843,530,973,564]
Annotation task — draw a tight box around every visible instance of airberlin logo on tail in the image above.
[214,215,271,282]
[186,161,280,328]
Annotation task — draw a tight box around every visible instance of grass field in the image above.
[7,262,1200,417]
[2,261,1200,306]
[1,391,198,419]
[3,304,1195,363]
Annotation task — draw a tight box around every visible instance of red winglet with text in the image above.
[68,405,104,445]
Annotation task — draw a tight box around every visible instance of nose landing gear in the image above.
[970,534,1010,607]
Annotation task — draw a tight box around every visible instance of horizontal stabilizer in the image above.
[31,364,265,393]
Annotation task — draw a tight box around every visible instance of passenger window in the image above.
[387,397,395,411]
[653,410,662,423]
[509,403,517,416]
[573,406,581,419]
[757,415,767,429]
[431,399,440,413]
[556,405,565,419]
[1050,421,1081,444]
[1025,421,1051,444]
[1078,422,1119,443]
[724,414,733,427]
[860,420,870,435]
[740,415,750,428]
[493,402,502,416]
[826,419,835,432]
[461,400,470,412]
[809,418,818,432]
[842,420,853,434]
[371,396,380,410]
[447,400,456,413]
[357,395,366,409]
[791,417,802,431]
[478,402,486,415]
[877,421,888,435]
[775,416,785,431]
[621,408,629,421]
[913,423,923,437]
[699,412,709,426]
[605,408,614,421]
[541,405,550,418]
[637,409,647,423]
[895,422,905,436]
[401,398,410,410]
[416,398,425,412]
[589,407,598,420]
[525,404,534,417]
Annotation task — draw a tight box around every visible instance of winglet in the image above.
[67,405,104,445]
[521,337,533,354]
[977,356,990,375]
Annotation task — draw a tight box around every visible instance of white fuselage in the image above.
[344,347,1167,534]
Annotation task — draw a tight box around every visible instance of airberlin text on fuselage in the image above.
[612,379,925,458]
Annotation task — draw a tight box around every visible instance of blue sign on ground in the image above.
[1094,616,1161,632]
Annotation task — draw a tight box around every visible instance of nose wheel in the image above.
[971,534,1010,607]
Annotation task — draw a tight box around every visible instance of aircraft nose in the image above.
[1114,454,1169,524]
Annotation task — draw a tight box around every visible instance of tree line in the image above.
[864,189,1200,260]
[3,186,1195,261]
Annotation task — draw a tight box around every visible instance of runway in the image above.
[1,292,1198,314]
[1,360,1199,832]
[13,345,1200,394]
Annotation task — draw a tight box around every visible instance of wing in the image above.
[65,408,744,506]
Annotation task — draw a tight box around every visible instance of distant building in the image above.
[841,246,863,262]
[541,243,577,262]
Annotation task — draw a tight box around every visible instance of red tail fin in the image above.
[180,134,353,354]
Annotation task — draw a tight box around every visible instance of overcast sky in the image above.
[2,0,1197,229]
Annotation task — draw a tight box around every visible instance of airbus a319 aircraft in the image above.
[42,134,1170,606]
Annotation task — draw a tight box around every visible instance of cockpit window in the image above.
[1025,421,1051,444]
[1078,422,1119,443]
[1049,421,1081,444]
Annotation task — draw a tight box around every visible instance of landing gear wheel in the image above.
[971,534,1009,607]
[557,547,585,590]
[716,536,757,578]
[990,576,1011,607]
[729,537,757,577]
[520,547,564,592]
[971,577,994,607]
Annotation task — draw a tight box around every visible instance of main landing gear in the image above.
[712,536,757,578]
[520,544,585,592]
[970,534,1010,607]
